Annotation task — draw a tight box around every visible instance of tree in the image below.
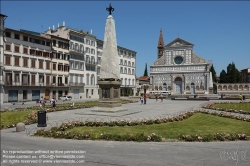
[226,62,240,83]
[143,63,148,76]
[219,70,227,83]
[210,64,217,82]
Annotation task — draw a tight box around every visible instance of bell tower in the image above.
[157,28,164,59]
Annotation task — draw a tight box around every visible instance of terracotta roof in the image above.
[136,76,150,81]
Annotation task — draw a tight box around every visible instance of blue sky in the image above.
[1,1,250,77]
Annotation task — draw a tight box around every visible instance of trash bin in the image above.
[243,95,245,100]
[37,110,47,127]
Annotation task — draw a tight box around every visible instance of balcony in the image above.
[69,82,85,87]
[85,61,97,65]
[50,83,69,87]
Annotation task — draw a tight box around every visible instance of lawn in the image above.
[214,102,250,112]
[0,110,34,126]
[68,113,250,139]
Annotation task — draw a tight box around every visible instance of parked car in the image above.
[60,96,72,101]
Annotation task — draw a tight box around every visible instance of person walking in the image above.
[143,93,147,105]
[160,93,163,102]
[39,96,45,108]
[51,98,56,108]
[155,93,158,102]
[140,95,144,105]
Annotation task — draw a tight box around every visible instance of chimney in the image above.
[63,21,65,26]
[53,25,55,30]
[49,27,50,30]
[58,23,59,28]
[90,29,92,34]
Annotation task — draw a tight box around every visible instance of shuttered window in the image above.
[5,44,11,51]
[39,61,43,69]
[23,58,28,67]
[15,46,19,52]
[31,59,35,68]
[14,57,19,66]
[46,75,50,85]
[5,56,11,65]
[23,47,28,54]
[46,61,50,69]
[31,75,36,85]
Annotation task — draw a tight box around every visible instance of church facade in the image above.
[150,29,213,94]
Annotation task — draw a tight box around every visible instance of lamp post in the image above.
[143,85,148,96]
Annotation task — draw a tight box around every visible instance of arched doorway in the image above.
[191,83,195,94]
[175,77,182,94]
[45,89,50,100]
[163,83,167,91]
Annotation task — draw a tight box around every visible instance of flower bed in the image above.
[202,102,250,115]
[34,110,250,142]
[0,99,138,130]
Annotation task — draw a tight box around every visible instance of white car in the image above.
[60,96,72,101]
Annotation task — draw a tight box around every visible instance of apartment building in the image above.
[240,67,250,83]
[97,39,137,96]
[0,14,8,109]
[48,26,98,99]
[2,28,52,102]
[42,33,70,99]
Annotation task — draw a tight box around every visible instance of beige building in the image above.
[2,28,52,102]
[240,67,250,83]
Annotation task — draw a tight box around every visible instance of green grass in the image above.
[0,110,34,126]
[214,103,250,112]
[68,113,250,139]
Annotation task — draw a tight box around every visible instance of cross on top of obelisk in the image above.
[106,3,114,15]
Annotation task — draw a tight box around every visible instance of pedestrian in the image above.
[140,95,144,105]
[143,93,147,105]
[51,98,56,108]
[155,93,158,102]
[39,96,45,108]
[160,93,163,102]
[239,94,242,101]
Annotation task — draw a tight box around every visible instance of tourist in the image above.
[155,93,158,102]
[140,95,144,105]
[51,98,56,108]
[143,93,147,104]
[160,93,163,102]
[239,94,242,101]
[39,96,45,108]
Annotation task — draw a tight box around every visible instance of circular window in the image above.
[174,56,183,64]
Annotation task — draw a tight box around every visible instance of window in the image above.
[53,76,56,83]
[91,89,94,95]
[65,77,68,84]
[53,63,56,70]
[86,39,90,45]
[23,47,28,54]
[14,57,19,66]
[5,31,11,37]
[91,41,95,46]
[124,68,127,74]
[53,40,56,46]
[14,34,20,40]
[23,58,28,67]
[128,61,131,66]
[39,61,43,69]
[75,44,79,52]
[124,60,127,66]
[75,62,79,69]
[46,42,50,46]
[14,46,19,52]
[46,61,50,69]
[174,56,183,64]
[86,47,90,53]
[120,67,123,74]
[132,62,134,67]
[80,45,83,53]
[70,62,74,69]
[80,63,83,70]
[23,36,28,41]
[5,44,11,51]
[14,73,19,82]
[128,68,131,74]
[30,49,35,55]
[39,75,44,83]
[132,69,134,75]
[5,56,11,65]
[91,49,95,55]
[31,59,35,68]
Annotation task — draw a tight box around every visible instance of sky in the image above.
[1,1,250,77]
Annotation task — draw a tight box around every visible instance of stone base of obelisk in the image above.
[91,79,128,113]
[209,87,214,94]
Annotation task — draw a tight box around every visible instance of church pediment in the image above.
[165,38,194,47]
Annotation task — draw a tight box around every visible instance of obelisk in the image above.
[92,4,127,113]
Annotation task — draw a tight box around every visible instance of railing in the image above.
[69,82,85,86]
